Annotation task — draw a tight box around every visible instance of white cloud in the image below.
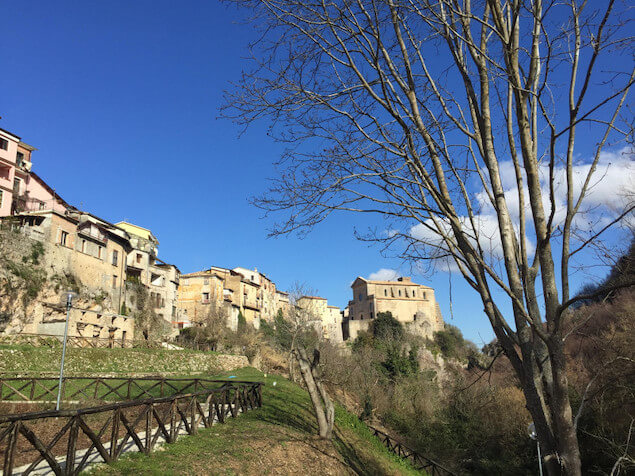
[368,268,400,281]
[479,146,634,231]
[406,147,633,270]
[410,215,535,260]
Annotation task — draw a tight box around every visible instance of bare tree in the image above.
[283,286,335,439]
[223,1,634,473]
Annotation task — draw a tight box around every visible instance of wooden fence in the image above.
[0,381,263,475]
[0,376,246,403]
[369,426,455,476]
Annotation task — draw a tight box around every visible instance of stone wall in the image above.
[0,347,250,375]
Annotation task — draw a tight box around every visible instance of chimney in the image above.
[397,277,412,282]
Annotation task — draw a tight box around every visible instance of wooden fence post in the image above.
[110,408,120,459]
[3,422,19,476]
[65,416,79,475]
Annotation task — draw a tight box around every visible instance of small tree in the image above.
[197,303,229,351]
[286,286,335,440]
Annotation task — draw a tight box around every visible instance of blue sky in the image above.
[2,1,630,345]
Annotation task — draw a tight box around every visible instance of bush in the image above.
[372,312,404,341]
[237,311,247,332]
[432,324,479,362]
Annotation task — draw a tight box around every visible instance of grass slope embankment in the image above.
[0,344,248,375]
[89,368,422,476]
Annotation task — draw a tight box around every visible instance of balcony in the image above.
[78,227,107,244]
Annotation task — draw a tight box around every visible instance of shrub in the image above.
[372,311,404,341]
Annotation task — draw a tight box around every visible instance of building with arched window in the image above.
[344,276,444,340]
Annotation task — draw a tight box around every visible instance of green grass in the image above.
[87,368,424,475]
[0,345,225,375]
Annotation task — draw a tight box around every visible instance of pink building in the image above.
[0,128,68,217]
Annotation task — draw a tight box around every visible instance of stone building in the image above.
[177,266,294,333]
[115,221,181,330]
[296,295,343,343]
[1,209,134,341]
[231,267,279,322]
[176,269,225,326]
[344,276,444,341]
[177,267,245,331]
[275,290,291,317]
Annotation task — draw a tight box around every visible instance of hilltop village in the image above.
[0,128,444,344]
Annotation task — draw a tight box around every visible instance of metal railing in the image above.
[0,381,263,475]
[369,426,455,476]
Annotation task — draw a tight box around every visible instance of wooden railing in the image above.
[0,381,263,475]
[369,426,455,476]
[0,376,247,403]
[0,333,165,349]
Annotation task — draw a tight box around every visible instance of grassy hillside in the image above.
[0,344,248,375]
[88,368,422,476]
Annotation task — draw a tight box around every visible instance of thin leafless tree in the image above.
[222,1,634,474]
[284,286,335,439]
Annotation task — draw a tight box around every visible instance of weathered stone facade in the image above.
[344,276,444,340]
[177,266,291,333]
[115,222,181,331]
[0,213,134,340]
[296,296,343,343]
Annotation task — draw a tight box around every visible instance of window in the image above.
[398,289,402,297]
[203,277,209,284]
[81,239,87,253]
[358,293,363,302]
[0,138,8,150]
[112,275,117,288]
[112,250,118,266]
[0,190,4,209]
[16,152,24,167]
[412,290,416,298]
[98,246,103,259]
[202,292,210,303]
[384,289,387,297]
[136,253,142,264]
[13,178,21,194]
[60,231,68,246]
[423,291,427,300]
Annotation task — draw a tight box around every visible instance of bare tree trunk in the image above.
[292,346,334,439]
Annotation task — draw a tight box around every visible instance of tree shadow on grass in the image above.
[253,399,398,475]
[255,399,317,435]
[332,427,395,476]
